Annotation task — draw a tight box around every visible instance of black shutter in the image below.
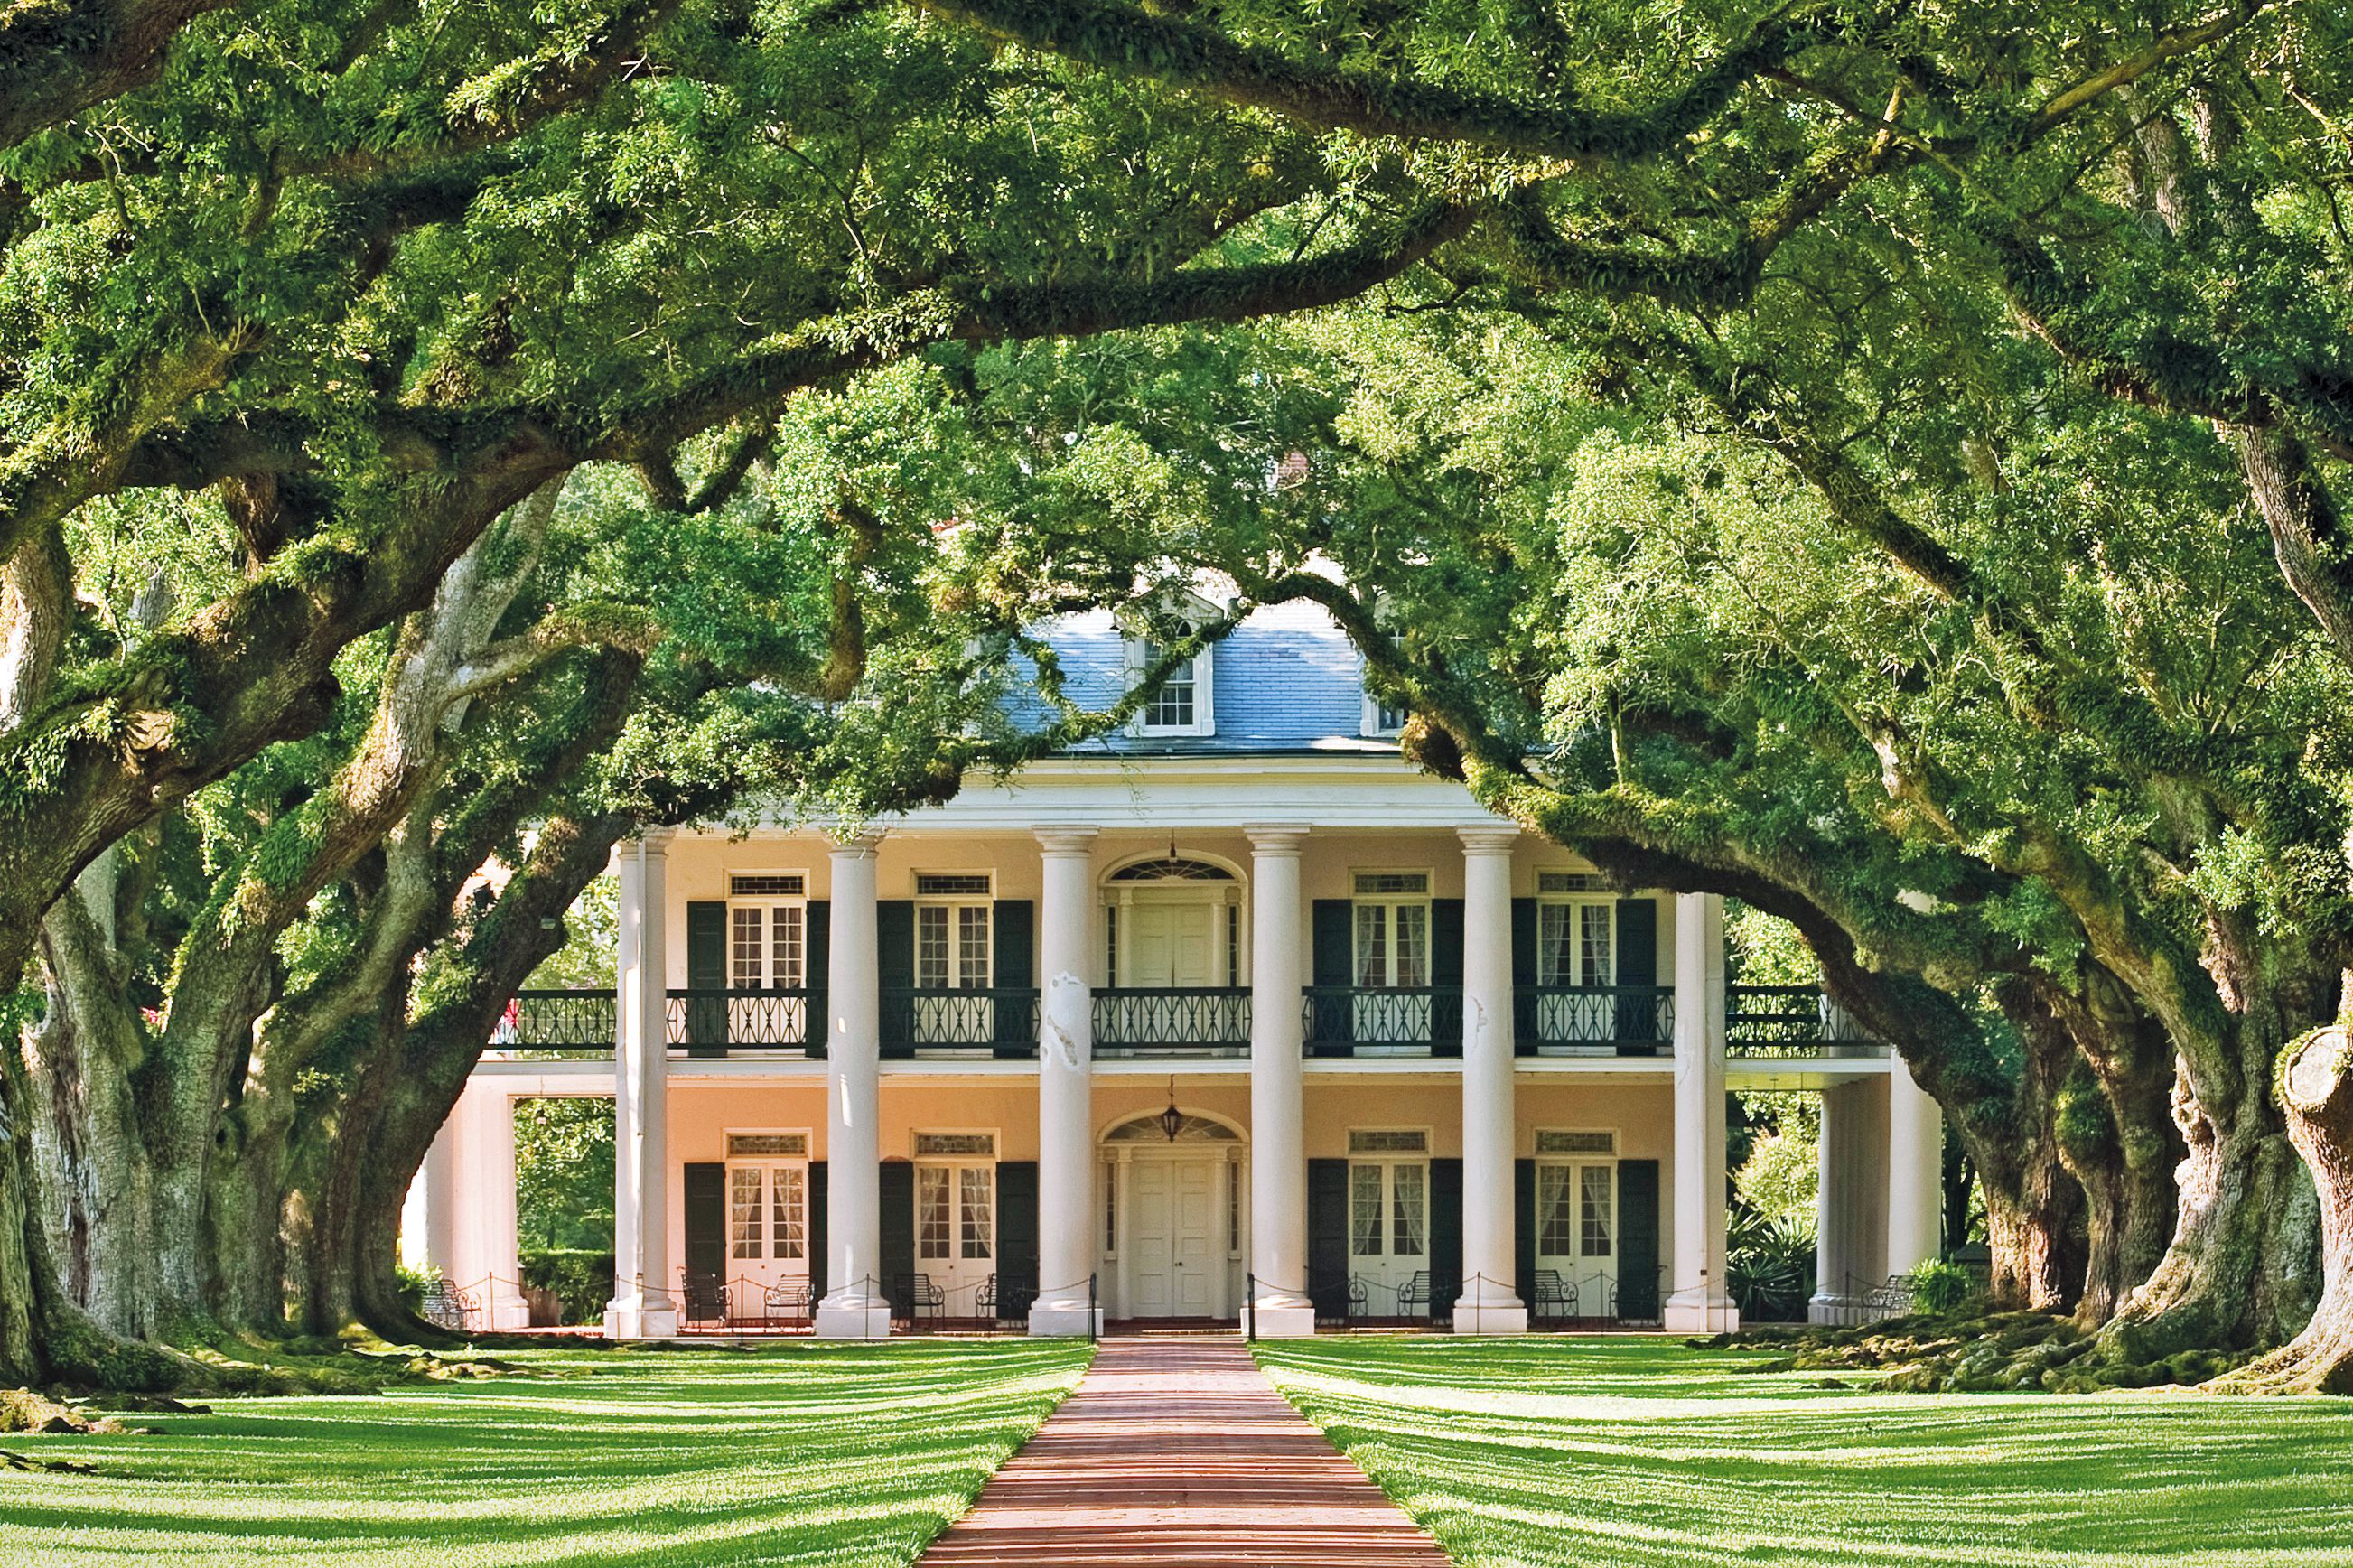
[684,1162,726,1278]
[1307,1158,1350,1319]
[877,901,915,1059]
[995,1161,1039,1321]
[1515,1159,1537,1309]
[1616,898,1658,1056]
[880,1161,915,1314]
[805,901,830,1059]
[1617,1159,1661,1321]
[1511,898,1538,1051]
[1430,1156,1463,1322]
[992,900,1034,1059]
[808,1162,828,1301]
[1431,899,1465,1058]
[686,901,727,1056]
[1309,900,1353,1053]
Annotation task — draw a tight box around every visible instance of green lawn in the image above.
[1256,1336,2353,1568]
[0,1340,1089,1567]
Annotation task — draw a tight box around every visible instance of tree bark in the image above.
[2208,1025,2353,1392]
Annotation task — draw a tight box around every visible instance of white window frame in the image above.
[912,1128,999,1264]
[914,873,994,992]
[1122,595,1220,738]
[1345,1126,1433,1262]
[1350,869,1434,989]
[724,1126,812,1265]
[726,871,809,992]
[1535,887,1616,989]
[1534,1127,1618,1265]
[1360,686,1408,738]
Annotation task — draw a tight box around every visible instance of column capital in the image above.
[629,826,675,855]
[827,830,884,861]
[1244,823,1311,855]
[1456,823,1520,855]
[1034,825,1101,856]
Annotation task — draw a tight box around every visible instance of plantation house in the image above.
[406,600,1943,1336]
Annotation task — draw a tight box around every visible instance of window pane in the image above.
[917,906,948,988]
[1105,1163,1117,1253]
[1145,643,1195,728]
[770,905,803,989]
[1581,1165,1614,1257]
[732,908,764,989]
[730,1167,764,1259]
[1394,904,1428,988]
[1537,1165,1574,1256]
[1580,903,1613,987]
[1537,904,1572,987]
[772,1165,805,1261]
[960,1166,994,1260]
[957,905,990,989]
[1391,1162,1426,1257]
[1227,1165,1240,1253]
[1350,1163,1384,1256]
[1354,904,1387,987]
[918,1166,950,1259]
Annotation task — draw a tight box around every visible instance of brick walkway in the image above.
[920,1337,1452,1567]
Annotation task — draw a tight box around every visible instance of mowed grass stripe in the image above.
[1256,1337,2353,1568]
[1,1340,1090,1567]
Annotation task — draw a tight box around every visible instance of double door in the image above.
[1348,1157,1430,1309]
[1536,1159,1618,1311]
[915,1159,995,1306]
[1121,1155,1227,1318]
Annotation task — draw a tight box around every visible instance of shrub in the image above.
[1909,1257,1973,1315]
[394,1263,440,1315]
[521,1248,617,1325]
[1727,1211,1816,1322]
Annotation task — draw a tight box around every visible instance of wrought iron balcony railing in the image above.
[1092,987,1252,1056]
[1724,985,1885,1058]
[878,985,1040,1058]
[495,989,618,1054]
[1511,985,1676,1056]
[1300,985,1465,1058]
[668,988,819,1057]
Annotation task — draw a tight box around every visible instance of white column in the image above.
[1244,824,1316,1337]
[402,1114,461,1276]
[1031,826,1102,1335]
[1663,892,1739,1333]
[1810,1082,1863,1322]
[1112,1147,1134,1319]
[602,844,639,1335]
[816,835,890,1338]
[1887,1057,1945,1274]
[1454,826,1527,1333]
[484,1091,532,1329]
[605,833,677,1337]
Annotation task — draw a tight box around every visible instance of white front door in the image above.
[1120,1154,1226,1318]
[916,1160,995,1311]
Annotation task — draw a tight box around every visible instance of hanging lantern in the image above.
[1159,1076,1184,1143]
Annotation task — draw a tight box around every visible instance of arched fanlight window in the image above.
[1105,1113,1240,1143]
[1108,858,1234,882]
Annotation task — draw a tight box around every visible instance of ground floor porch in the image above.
[406,1049,1937,1339]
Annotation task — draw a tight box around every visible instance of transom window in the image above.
[1348,1129,1429,1154]
[1108,858,1233,882]
[1536,1130,1616,1155]
[727,1132,808,1157]
[730,873,806,897]
[914,1131,997,1157]
[915,873,993,897]
[1536,872,1608,894]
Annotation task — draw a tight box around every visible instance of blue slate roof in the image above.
[1006,600,1393,756]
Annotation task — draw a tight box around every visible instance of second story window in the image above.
[1144,639,1197,729]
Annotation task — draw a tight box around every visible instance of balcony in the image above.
[1094,987,1251,1057]
[1301,986,1466,1059]
[1725,985,1884,1058]
[1514,985,1676,1057]
[669,988,817,1057]
[879,985,1040,1059]
[500,989,618,1054]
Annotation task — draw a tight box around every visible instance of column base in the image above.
[487,1292,533,1331]
[1661,1290,1741,1335]
[1240,1303,1319,1339]
[602,1296,679,1339]
[1027,1302,1104,1337]
[1807,1293,1861,1327]
[813,1289,894,1339]
[1452,1298,1529,1335]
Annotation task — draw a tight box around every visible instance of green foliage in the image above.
[518,1249,615,1326]
[1726,1211,1816,1324]
[514,1097,612,1253]
[1908,1258,1975,1318]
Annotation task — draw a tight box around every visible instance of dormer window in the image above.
[1124,595,1219,737]
[1362,690,1408,738]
